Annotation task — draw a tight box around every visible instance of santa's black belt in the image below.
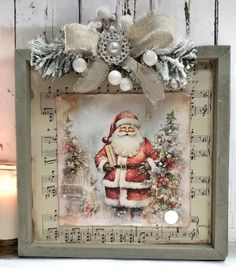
[114,164,139,170]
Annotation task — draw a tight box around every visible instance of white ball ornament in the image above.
[120,77,133,91]
[109,25,116,32]
[94,21,103,29]
[143,50,158,66]
[96,7,110,20]
[108,70,122,86]
[109,14,116,21]
[120,14,134,30]
[72,58,87,73]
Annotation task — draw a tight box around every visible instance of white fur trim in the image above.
[146,157,157,172]
[115,118,140,128]
[104,196,119,206]
[119,179,151,189]
[98,157,108,173]
[102,155,151,189]
[103,178,119,187]
[103,155,127,188]
[118,155,150,189]
[119,189,153,208]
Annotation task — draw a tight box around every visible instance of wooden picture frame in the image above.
[15,46,230,260]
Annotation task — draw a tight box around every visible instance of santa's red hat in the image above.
[102,111,141,144]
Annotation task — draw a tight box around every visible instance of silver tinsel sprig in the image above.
[29,34,78,79]
[154,39,197,89]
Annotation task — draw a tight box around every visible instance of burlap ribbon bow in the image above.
[62,14,176,105]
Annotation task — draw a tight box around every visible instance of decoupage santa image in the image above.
[56,94,191,226]
[94,110,159,218]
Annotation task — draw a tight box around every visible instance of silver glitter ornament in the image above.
[108,42,121,55]
[98,31,129,65]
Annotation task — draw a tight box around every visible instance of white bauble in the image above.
[109,25,116,32]
[96,7,110,20]
[120,14,134,30]
[108,70,122,85]
[120,77,133,91]
[87,21,102,30]
[72,58,87,73]
[143,50,158,66]
[164,210,179,225]
[109,14,116,21]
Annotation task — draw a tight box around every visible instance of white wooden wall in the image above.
[0,0,235,243]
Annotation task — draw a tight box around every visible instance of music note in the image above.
[45,228,58,240]
[42,185,57,199]
[33,59,213,245]
[191,186,209,199]
[42,170,57,183]
[191,174,210,184]
[191,148,210,160]
[42,210,58,221]
[41,135,58,165]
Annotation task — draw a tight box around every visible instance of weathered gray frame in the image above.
[15,46,230,260]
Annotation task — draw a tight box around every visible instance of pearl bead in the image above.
[109,14,116,21]
[120,77,133,91]
[108,70,122,86]
[108,41,121,56]
[87,21,102,30]
[96,7,110,20]
[120,15,134,30]
[143,50,158,66]
[72,58,87,73]
[109,25,116,32]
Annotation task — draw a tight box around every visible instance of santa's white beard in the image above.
[110,128,144,157]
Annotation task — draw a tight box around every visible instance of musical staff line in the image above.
[41,215,207,243]
[33,59,214,244]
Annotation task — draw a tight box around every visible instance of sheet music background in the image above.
[31,60,214,244]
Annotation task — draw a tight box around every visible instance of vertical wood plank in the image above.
[158,0,188,40]
[190,0,215,44]
[218,0,236,244]
[13,0,235,244]
[16,0,80,49]
[0,0,15,162]
[158,0,215,45]
[184,0,191,36]
[214,0,219,45]
[81,0,117,24]
[81,0,158,24]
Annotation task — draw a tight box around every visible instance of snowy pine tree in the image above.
[63,116,88,183]
[60,116,97,217]
[145,111,183,214]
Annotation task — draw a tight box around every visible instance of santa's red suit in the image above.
[94,111,158,208]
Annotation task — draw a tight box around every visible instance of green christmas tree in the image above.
[63,116,88,182]
[61,116,97,216]
[145,111,183,214]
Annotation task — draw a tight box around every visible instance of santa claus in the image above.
[94,111,159,217]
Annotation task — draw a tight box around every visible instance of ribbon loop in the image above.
[62,23,99,56]
[73,58,109,93]
[125,14,176,58]
[122,57,165,105]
